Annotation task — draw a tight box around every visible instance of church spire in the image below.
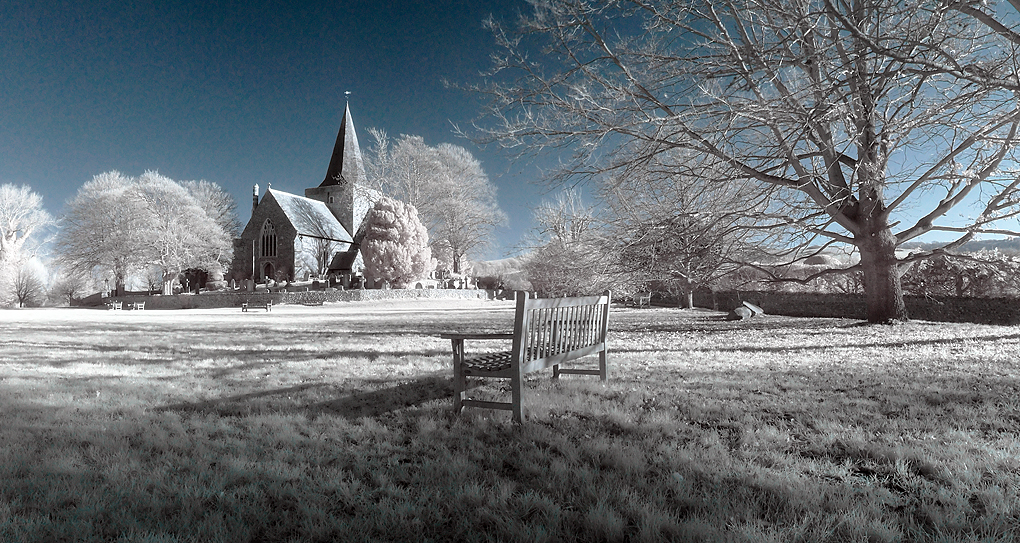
[320,100,366,188]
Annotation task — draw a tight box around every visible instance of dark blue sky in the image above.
[1,0,543,258]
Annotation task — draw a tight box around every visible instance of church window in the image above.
[260,220,277,257]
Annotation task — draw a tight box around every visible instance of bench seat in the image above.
[463,351,514,373]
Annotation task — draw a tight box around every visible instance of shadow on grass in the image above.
[157,375,454,419]
[305,375,453,418]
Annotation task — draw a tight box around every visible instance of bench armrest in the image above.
[440,332,514,340]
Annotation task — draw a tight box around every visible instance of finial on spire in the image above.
[344,90,351,103]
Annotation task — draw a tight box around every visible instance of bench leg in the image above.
[450,339,467,414]
[599,349,609,382]
[511,366,524,424]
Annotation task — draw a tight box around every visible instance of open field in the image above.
[1,300,1019,542]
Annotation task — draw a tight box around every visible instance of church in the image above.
[232,104,380,285]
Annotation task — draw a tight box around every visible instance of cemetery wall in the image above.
[81,288,490,310]
[696,290,1020,325]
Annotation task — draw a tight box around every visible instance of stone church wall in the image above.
[88,288,489,310]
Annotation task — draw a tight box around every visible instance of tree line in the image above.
[0,171,239,306]
[472,0,1020,323]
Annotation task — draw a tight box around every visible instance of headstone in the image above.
[727,306,753,320]
[742,301,765,316]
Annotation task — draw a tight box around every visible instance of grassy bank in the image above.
[1,301,1018,542]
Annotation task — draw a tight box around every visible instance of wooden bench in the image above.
[105,301,122,310]
[636,292,652,308]
[128,301,145,310]
[241,300,272,312]
[441,291,611,423]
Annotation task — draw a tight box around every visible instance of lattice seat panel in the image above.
[464,347,569,373]
[463,351,513,373]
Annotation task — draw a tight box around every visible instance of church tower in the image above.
[305,101,367,235]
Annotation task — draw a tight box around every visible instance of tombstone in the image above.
[742,301,765,316]
[727,306,753,320]
[229,278,236,290]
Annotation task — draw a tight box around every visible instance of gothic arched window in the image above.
[260,220,277,257]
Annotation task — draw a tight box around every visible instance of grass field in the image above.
[1,299,1018,542]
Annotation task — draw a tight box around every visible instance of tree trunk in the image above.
[858,228,908,323]
[685,289,694,309]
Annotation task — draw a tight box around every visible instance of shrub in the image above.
[361,197,434,289]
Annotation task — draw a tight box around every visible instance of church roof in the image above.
[320,102,366,188]
[328,248,361,273]
[270,190,354,243]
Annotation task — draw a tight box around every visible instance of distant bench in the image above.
[636,292,652,308]
[107,300,145,310]
[441,291,611,423]
[242,300,272,312]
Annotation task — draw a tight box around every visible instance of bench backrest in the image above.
[511,291,611,374]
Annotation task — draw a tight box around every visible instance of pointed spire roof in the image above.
[320,102,366,188]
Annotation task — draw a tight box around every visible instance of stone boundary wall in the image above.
[89,288,490,310]
[695,290,1020,325]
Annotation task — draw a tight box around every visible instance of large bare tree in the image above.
[524,189,617,296]
[476,0,1020,322]
[605,154,771,308]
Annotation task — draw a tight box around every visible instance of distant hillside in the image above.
[468,256,529,277]
[901,238,1020,254]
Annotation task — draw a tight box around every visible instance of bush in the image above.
[361,198,434,289]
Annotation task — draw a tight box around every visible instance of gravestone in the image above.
[727,306,753,320]
[742,301,765,316]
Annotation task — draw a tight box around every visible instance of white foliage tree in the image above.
[366,131,506,273]
[0,184,53,305]
[134,171,234,294]
[360,197,434,288]
[57,171,236,295]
